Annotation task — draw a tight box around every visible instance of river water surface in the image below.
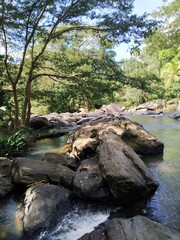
[0,115,179,239]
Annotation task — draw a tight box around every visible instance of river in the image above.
[0,115,179,239]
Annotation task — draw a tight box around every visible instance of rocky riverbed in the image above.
[0,103,180,239]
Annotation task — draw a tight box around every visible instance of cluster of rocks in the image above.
[29,101,180,131]
[0,114,179,239]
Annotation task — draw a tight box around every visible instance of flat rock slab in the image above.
[12,157,75,188]
[79,215,180,240]
[23,183,71,236]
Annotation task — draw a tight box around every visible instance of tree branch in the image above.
[15,1,49,84]
[1,0,13,83]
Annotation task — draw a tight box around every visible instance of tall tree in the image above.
[0,0,156,129]
[145,0,180,96]
[46,30,123,112]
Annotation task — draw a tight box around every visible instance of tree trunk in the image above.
[21,81,32,127]
[12,83,20,130]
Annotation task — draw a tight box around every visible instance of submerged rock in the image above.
[170,112,180,121]
[79,215,180,240]
[23,183,71,237]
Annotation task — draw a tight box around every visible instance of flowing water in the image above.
[0,115,179,239]
[128,115,180,231]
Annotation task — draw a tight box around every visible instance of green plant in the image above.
[0,130,27,157]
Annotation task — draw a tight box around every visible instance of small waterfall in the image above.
[38,204,111,240]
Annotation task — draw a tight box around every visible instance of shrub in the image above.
[0,130,27,157]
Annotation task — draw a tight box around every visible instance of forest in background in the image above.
[0,0,179,130]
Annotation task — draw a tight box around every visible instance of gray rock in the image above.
[120,118,164,155]
[12,157,75,188]
[68,117,164,158]
[43,152,79,170]
[79,215,180,240]
[101,104,126,115]
[136,100,165,111]
[29,116,50,129]
[170,112,180,120]
[0,157,14,198]
[73,157,111,201]
[23,183,71,236]
[98,130,158,204]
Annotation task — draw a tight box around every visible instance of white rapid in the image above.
[38,205,111,240]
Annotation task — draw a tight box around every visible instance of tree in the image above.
[43,29,123,112]
[144,0,180,97]
[0,0,156,129]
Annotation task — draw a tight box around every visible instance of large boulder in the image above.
[29,116,50,129]
[73,157,111,201]
[98,130,158,204]
[79,216,180,240]
[0,157,14,198]
[12,157,75,189]
[23,183,71,237]
[119,118,164,155]
[67,117,164,158]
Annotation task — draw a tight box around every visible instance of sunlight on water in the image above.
[38,206,110,240]
[29,135,69,157]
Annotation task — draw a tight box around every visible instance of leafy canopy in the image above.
[0,0,157,128]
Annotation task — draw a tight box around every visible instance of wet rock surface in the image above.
[12,157,75,189]
[67,117,164,157]
[79,215,180,240]
[23,183,71,237]
[73,157,111,201]
[0,157,14,198]
[98,130,158,204]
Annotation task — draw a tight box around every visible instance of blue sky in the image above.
[114,0,164,60]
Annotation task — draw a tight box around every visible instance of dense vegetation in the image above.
[0,0,179,134]
[119,0,180,106]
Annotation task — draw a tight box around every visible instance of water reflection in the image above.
[29,134,69,158]
[0,193,23,240]
[129,115,180,231]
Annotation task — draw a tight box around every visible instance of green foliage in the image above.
[32,29,123,112]
[164,80,180,99]
[119,0,180,103]
[0,0,157,128]
[143,0,180,98]
[0,130,27,157]
[119,86,145,107]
